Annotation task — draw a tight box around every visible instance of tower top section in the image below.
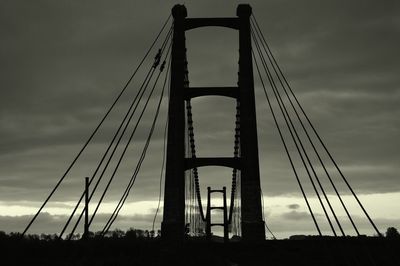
[172,4,187,19]
[236,4,252,18]
[172,4,252,19]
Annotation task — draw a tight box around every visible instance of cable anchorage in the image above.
[153,49,162,68]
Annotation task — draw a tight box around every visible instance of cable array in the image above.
[227,101,241,235]
[184,54,206,235]
[251,13,381,236]
[101,53,172,236]
[22,15,172,237]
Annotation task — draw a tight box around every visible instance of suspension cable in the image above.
[61,23,172,240]
[102,53,171,235]
[90,66,161,226]
[251,14,379,235]
[252,48,322,236]
[232,171,241,236]
[183,51,205,234]
[252,29,337,235]
[60,57,158,239]
[88,33,172,227]
[251,19,346,237]
[102,48,172,232]
[151,86,169,233]
[185,100,205,221]
[260,188,276,239]
[67,66,156,239]
[22,14,172,237]
[64,34,173,239]
[228,101,240,224]
[252,28,339,236]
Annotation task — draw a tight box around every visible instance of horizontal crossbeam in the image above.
[184,86,239,99]
[210,223,226,227]
[209,190,224,193]
[210,207,225,210]
[185,18,239,31]
[184,157,241,170]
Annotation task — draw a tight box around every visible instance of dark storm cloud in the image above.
[0,0,399,209]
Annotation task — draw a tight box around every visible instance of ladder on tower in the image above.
[206,186,229,242]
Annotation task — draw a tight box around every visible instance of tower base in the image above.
[241,221,265,242]
[161,221,185,242]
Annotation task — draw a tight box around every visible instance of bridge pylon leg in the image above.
[237,4,265,242]
[161,4,187,243]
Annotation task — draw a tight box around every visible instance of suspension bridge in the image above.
[21,4,382,243]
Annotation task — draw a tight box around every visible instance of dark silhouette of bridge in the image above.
[21,4,382,244]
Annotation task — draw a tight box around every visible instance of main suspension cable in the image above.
[252,49,322,236]
[102,53,171,235]
[251,18,347,236]
[252,14,378,235]
[60,57,158,239]
[67,65,157,239]
[22,14,172,237]
[260,188,276,239]
[252,28,338,236]
[252,29,337,236]
[88,32,172,227]
[60,65,154,239]
[151,85,169,233]
[66,35,172,239]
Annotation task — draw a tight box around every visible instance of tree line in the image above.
[0,228,161,241]
[0,227,399,241]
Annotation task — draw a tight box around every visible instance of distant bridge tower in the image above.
[162,4,265,242]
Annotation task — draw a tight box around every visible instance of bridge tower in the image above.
[161,4,265,242]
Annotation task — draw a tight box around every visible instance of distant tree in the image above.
[94,231,103,239]
[156,230,161,238]
[40,233,57,241]
[125,228,138,239]
[0,231,7,240]
[103,231,113,238]
[66,233,74,240]
[111,229,125,239]
[135,229,144,238]
[386,227,400,239]
[26,233,39,241]
[88,231,95,238]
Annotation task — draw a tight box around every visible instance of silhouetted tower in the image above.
[162,4,265,242]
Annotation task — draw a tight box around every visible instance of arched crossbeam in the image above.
[185,18,239,31]
[185,86,238,100]
[184,157,241,170]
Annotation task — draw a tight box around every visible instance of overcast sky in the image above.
[0,0,399,238]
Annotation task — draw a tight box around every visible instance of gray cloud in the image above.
[281,210,310,221]
[0,0,399,234]
[287,204,300,210]
[0,212,161,235]
[2,211,398,239]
